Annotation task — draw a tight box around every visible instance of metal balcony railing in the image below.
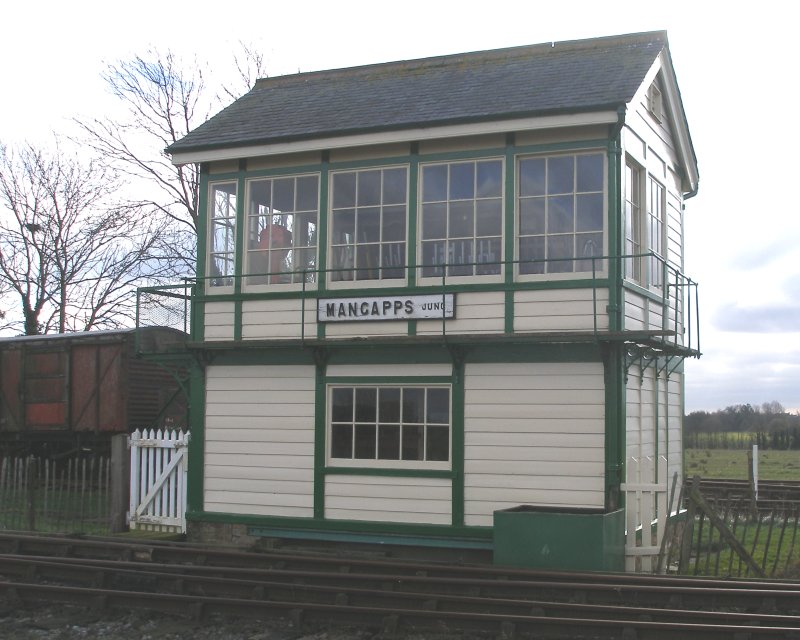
[136,254,700,356]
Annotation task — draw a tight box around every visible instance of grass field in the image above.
[685,448,800,481]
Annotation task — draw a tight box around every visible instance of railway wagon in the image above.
[0,327,188,456]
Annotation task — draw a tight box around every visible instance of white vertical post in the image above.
[752,444,759,501]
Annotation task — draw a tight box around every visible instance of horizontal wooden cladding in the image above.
[463,362,605,525]
[203,364,316,518]
[242,299,315,340]
[416,292,504,335]
[514,288,608,332]
[204,302,235,341]
[325,475,451,525]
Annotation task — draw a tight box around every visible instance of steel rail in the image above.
[1,554,799,630]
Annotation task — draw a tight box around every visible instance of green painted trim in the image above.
[513,138,609,157]
[407,144,419,290]
[622,281,666,304]
[317,153,330,340]
[451,357,465,527]
[247,527,493,550]
[323,467,452,479]
[504,135,515,334]
[241,164,323,179]
[329,156,413,171]
[186,510,493,540]
[314,361,326,519]
[194,277,611,304]
[326,375,452,384]
[195,167,210,343]
[604,344,626,511]
[233,169,246,342]
[186,362,205,512]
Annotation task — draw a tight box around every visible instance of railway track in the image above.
[1,532,800,639]
[694,478,800,507]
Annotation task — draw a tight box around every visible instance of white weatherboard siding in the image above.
[416,292,504,335]
[464,363,606,526]
[204,302,235,341]
[204,365,316,517]
[325,476,451,524]
[514,289,609,332]
[242,298,316,340]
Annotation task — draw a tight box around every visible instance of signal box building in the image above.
[162,31,700,569]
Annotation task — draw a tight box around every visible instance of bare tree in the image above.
[0,141,168,335]
[73,46,268,276]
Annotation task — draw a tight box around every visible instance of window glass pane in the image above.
[448,239,474,276]
[519,236,545,274]
[427,426,449,462]
[422,203,447,240]
[354,424,376,458]
[356,244,380,280]
[355,387,376,422]
[422,165,447,202]
[269,221,293,249]
[426,388,450,423]
[382,168,407,204]
[296,176,319,211]
[249,180,271,208]
[294,213,317,248]
[519,198,545,235]
[548,235,574,272]
[333,172,356,208]
[576,232,604,272]
[213,221,235,254]
[476,160,502,198]
[576,154,604,192]
[576,193,603,232]
[519,158,546,196]
[421,241,445,277]
[449,163,474,200]
[382,206,405,242]
[273,178,294,212]
[402,388,424,423]
[357,207,380,243]
[381,243,405,279]
[548,195,574,234]
[332,210,355,244]
[378,425,400,459]
[357,170,381,206]
[476,199,502,236]
[331,424,353,458]
[332,388,353,422]
[548,156,574,194]
[476,237,501,275]
[379,388,401,422]
[402,425,424,460]
[448,201,474,238]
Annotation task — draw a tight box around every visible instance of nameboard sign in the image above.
[318,294,455,322]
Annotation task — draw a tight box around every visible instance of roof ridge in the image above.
[252,30,667,90]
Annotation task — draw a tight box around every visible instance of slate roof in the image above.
[168,31,668,155]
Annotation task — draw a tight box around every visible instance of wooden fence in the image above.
[0,455,111,533]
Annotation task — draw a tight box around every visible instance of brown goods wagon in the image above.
[0,327,187,454]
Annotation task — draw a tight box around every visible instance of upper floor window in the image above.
[624,160,643,283]
[330,167,407,282]
[648,177,665,289]
[246,175,319,286]
[209,182,237,287]
[420,159,503,278]
[517,152,604,275]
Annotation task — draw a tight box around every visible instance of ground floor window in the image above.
[329,385,450,466]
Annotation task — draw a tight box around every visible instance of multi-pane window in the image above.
[517,153,604,274]
[329,386,450,464]
[330,167,407,282]
[420,159,503,277]
[624,161,643,283]
[209,182,237,287]
[246,175,319,286]
[648,177,665,288]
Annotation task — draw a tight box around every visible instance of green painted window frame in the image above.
[207,180,239,291]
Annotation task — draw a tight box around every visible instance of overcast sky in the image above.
[1,0,797,413]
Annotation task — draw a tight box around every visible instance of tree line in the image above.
[1,46,266,335]
[685,402,800,450]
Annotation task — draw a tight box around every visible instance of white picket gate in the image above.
[128,429,190,533]
[621,455,670,572]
